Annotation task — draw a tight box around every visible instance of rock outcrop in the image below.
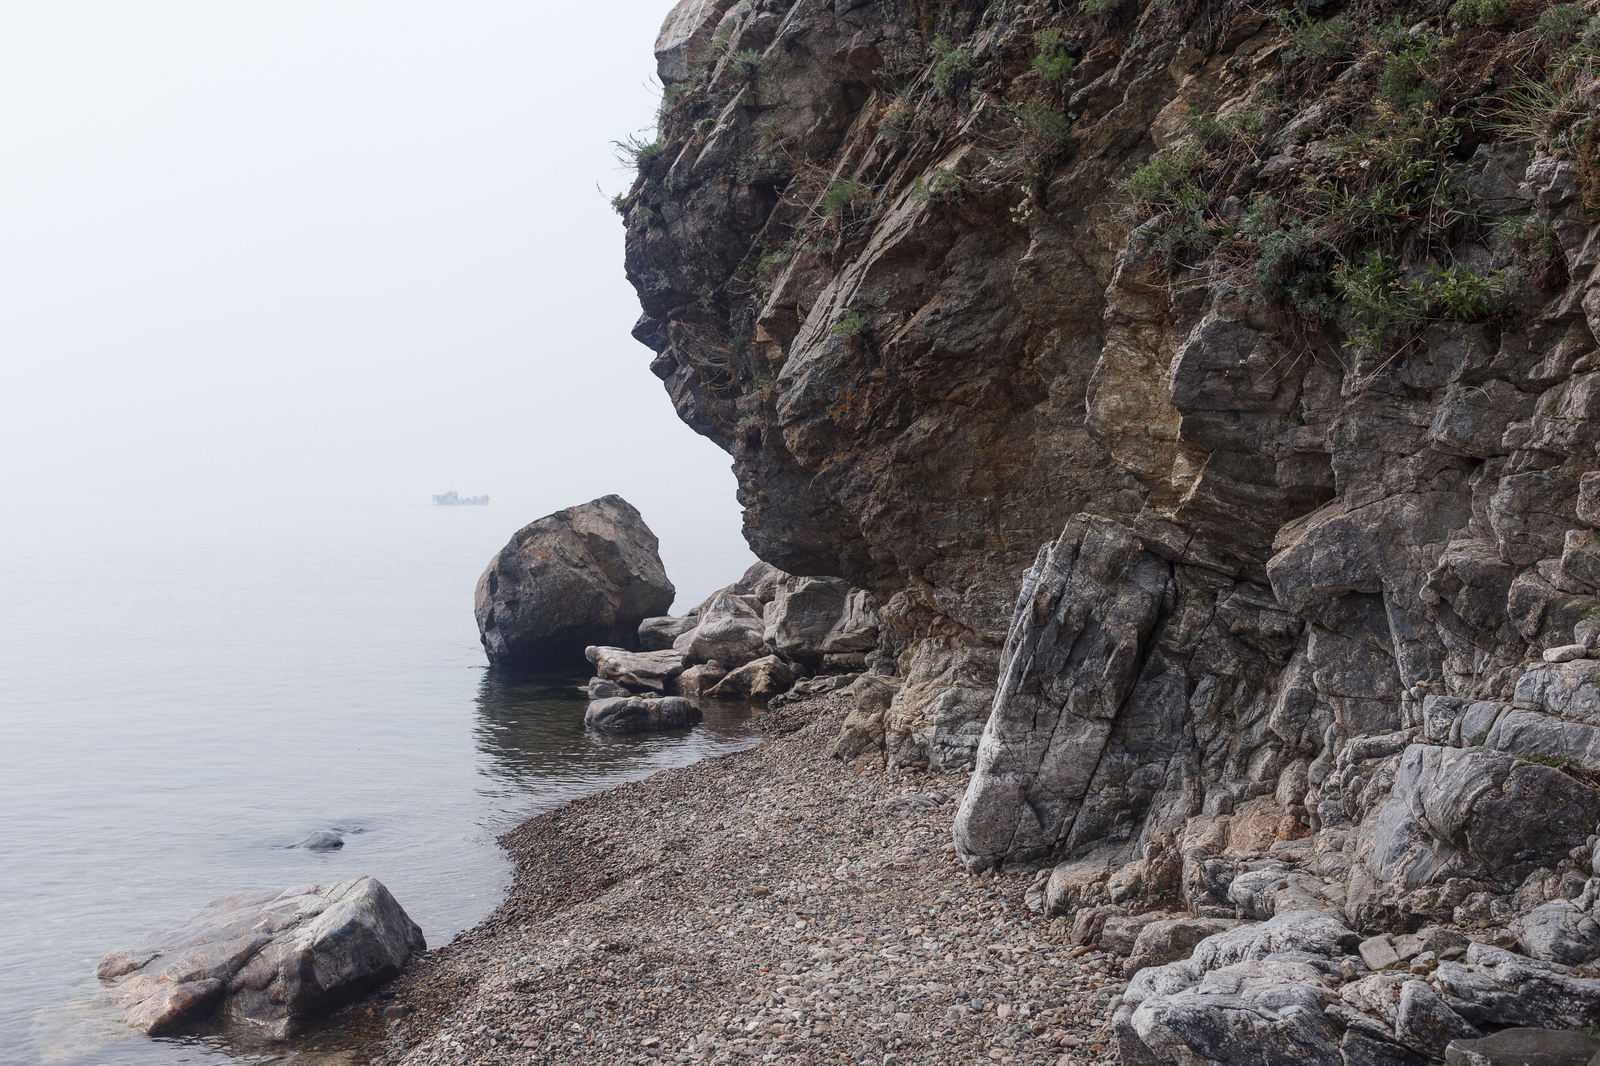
[97,877,424,1040]
[623,0,1600,1060]
[476,496,674,669]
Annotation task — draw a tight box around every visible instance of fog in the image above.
[0,1,751,578]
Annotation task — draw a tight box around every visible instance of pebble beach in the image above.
[366,692,1127,1066]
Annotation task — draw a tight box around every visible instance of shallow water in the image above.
[0,502,758,1066]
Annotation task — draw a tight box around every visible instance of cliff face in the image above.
[623,0,1600,934]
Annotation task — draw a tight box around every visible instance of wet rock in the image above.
[586,677,630,699]
[97,877,424,1040]
[293,831,343,851]
[475,496,674,669]
[584,696,703,733]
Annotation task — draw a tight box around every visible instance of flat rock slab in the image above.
[97,877,424,1041]
[1445,1027,1600,1066]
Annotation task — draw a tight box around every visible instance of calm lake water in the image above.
[0,502,758,1066]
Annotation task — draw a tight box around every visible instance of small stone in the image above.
[1545,644,1588,663]
[292,830,344,850]
[1359,934,1401,971]
[750,886,771,898]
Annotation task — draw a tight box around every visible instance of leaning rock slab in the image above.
[97,877,424,1040]
[475,496,674,669]
[584,695,702,733]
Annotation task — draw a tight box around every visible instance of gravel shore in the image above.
[369,693,1124,1066]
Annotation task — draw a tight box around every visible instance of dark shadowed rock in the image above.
[587,677,630,699]
[292,830,343,851]
[97,877,424,1040]
[584,695,703,733]
[475,496,674,669]
[1444,1028,1600,1066]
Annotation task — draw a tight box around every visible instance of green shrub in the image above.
[823,177,872,217]
[1080,0,1113,12]
[613,133,667,171]
[930,36,973,91]
[1537,3,1588,41]
[1121,143,1205,206]
[1275,7,1357,60]
[1374,26,1441,111]
[1427,265,1508,319]
[1031,28,1075,83]
[610,192,632,215]
[1448,0,1510,27]
[728,48,763,76]
[831,313,868,338]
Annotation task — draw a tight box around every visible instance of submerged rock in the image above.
[97,877,424,1040]
[584,695,702,733]
[475,496,674,669]
[292,830,343,851]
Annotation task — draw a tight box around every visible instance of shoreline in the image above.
[354,693,1124,1066]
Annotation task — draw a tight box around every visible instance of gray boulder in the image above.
[475,496,675,669]
[674,589,767,667]
[1434,942,1600,1031]
[638,615,696,651]
[1124,916,1245,977]
[674,661,727,696]
[763,576,879,669]
[583,695,702,733]
[586,646,686,692]
[1512,886,1600,965]
[97,877,424,1040]
[706,654,794,699]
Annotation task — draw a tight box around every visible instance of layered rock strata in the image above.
[626,0,1600,1061]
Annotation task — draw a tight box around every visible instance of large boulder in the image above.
[763,576,879,670]
[674,589,767,667]
[584,695,703,732]
[97,877,424,1040]
[475,496,675,669]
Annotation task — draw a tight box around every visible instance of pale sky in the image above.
[0,1,746,547]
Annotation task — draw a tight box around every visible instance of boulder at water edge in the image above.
[475,495,675,668]
[97,877,424,1041]
[584,695,703,733]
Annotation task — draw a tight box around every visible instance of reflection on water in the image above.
[472,669,763,823]
[2,503,761,1066]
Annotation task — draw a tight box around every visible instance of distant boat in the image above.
[433,491,489,506]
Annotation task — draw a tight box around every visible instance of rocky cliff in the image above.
[623,0,1600,1023]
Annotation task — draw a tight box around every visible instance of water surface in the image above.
[0,502,758,1066]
